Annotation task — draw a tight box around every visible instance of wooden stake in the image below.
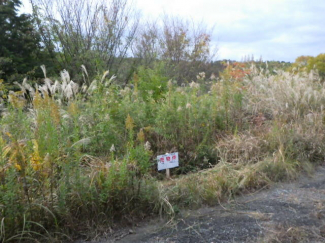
[166,168,170,179]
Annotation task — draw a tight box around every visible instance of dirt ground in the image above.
[78,166,325,243]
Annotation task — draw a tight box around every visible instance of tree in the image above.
[295,55,313,67]
[307,54,325,80]
[133,15,216,83]
[0,0,46,84]
[287,55,313,73]
[31,0,140,83]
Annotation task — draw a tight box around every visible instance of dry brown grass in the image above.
[258,224,324,243]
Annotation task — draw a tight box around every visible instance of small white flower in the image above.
[167,80,173,89]
[189,81,199,89]
[110,144,115,152]
[120,87,131,96]
[177,106,182,112]
[186,103,192,109]
[144,141,151,151]
[196,72,205,80]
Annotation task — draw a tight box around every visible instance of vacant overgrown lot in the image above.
[1,65,325,242]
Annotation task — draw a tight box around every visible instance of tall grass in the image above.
[1,64,325,241]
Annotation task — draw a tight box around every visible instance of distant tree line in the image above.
[1,0,324,87]
[0,0,217,85]
[289,54,325,79]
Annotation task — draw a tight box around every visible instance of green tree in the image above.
[307,54,325,80]
[287,55,313,73]
[0,0,46,84]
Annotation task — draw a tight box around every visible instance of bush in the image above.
[2,63,325,240]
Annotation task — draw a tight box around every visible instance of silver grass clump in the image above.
[86,70,116,93]
[81,64,89,85]
[60,69,70,84]
[105,75,116,87]
[51,80,62,94]
[71,137,92,148]
[64,81,74,100]
[12,65,115,107]
[64,80,79,100]
[101,70,109,84]
[87,80,98,93]
[13,65,98,102]
[13,78,35,97]
[243,65,325,120]
[40,64,47,78]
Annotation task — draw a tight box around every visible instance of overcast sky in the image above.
[20,0,325,62]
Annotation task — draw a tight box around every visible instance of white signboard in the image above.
[157,152,179,171]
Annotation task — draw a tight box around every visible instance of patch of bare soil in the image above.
[77,167,325,243]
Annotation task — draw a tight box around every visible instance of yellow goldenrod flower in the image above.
[125,114,134,130]
[137,129,145,143]
[14,163,21,171]
[30,139,42,171]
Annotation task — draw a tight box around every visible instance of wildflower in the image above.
[196,72,205,80]
[210,83,220,93]
[177,106,182,112]
[50,100,61,125]
[120,87,131,96]
[144,141,151,151]
[8,91,25,109]
[186,103,192,109]
[30,140,42,171]
[167,79,173,89]
[137,129,145,143]
[68,102,78,116]
[125,114,134,130]
[14,163,22,171]
[41,153,51,177]
[189,81,200,89]
[110,144,115,152]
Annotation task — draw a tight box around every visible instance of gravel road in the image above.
[76,166,325,243]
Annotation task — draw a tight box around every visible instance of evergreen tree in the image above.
[0,0,45,84]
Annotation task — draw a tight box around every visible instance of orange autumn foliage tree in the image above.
[222,62,251,81]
